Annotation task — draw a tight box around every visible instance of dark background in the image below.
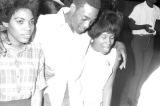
[110,0,160,106]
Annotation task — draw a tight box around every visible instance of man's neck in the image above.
[146,0,154,8]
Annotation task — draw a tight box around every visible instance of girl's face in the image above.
[92,32,115,54]
[6,8,35,46]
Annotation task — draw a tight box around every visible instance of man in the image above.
[0,0,126,106]
[127,0,160,105]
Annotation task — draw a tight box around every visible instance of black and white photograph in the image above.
[0,0,160,106]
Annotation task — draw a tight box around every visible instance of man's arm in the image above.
[114,41,126,69]
[129,18,154,33]
[155,20,160,33]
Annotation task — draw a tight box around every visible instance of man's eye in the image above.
[16,20,24,24]
[82,17,87,21]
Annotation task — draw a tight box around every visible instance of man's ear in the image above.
[70,3,76,13]
[2,22,8,28]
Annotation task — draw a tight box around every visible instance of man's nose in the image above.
[83,21,91,29]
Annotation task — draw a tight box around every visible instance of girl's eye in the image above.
[30,20,35,25]
[101,35,106,39]
[110,37,115,39]
[110,34,116,39]
[16,20,24,24]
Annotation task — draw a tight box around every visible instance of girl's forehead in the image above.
[13,8,31,15]
[11,8,33,20]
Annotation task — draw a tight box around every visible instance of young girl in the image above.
[0,0,46,106]
[79,10,123,106]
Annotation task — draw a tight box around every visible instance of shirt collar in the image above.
[3,39,29,54]
[57,7,71,25]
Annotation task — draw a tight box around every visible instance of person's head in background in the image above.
[146,0,158,7]
[39,0,63,15]
[0,0,39,47]
[88,10,123,55]
[65,0,101,34]
[61,0,73,7]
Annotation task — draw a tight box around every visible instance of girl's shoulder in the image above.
[27,42,44,55]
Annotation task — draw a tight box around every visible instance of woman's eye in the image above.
[16,20,24,24]
[30,20,35,25]
[110,37,115,39]
[101,35,106,39]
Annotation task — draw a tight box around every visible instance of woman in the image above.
[79,10,123,106]
[0,0,46,106]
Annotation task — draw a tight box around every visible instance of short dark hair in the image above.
[88,10,123,39]
[73,0,101,9]
[39,0,62,15]
[0,0,39,23]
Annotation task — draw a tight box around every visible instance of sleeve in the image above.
[35,48,47,91]
[108,49,117,69]
[44,64,55,81]
[156,7,160,20]
[34,14,56,44]
[34,15,45,43]
[128,5,140,21]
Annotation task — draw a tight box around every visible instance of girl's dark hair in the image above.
[88,10,123,39]
[0,0,39,23]
[73,0,101,9]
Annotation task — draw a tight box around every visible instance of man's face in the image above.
[71,3,99,34]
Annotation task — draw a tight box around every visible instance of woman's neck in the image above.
[91,42,100,53]
[7,32,24,49]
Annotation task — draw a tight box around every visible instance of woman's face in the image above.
[92,32,115,54]
[7,8,35,46]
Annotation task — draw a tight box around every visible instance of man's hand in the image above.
[144,24,155,33]
[114,41,127,69]
[0,32,11,56]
